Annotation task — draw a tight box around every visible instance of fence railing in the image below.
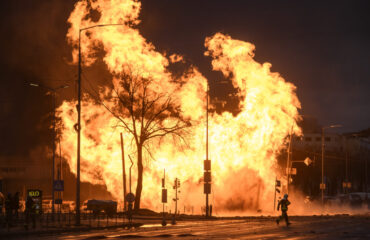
[0,211,130,232]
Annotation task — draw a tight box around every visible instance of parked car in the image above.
[83,199,117,216]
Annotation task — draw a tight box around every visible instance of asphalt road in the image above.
[10,215,370,239]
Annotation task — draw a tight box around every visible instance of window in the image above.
[325,137,331,142]
[305,137,312,142]
[315,137,321,141]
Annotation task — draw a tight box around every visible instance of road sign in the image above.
[126,193,135,203]
[320,183,326,190]
[27,189,42,214]
[53,180,64,191]
[286,168,297,175]
[55,198,63,204]
[304,157,312,166]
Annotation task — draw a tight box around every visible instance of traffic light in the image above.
[204,160,211,171]
[162,189,167,203]
[204,183,211,194]
[275,179,281,193]
[204,171,211,183]
[177,179,180,188]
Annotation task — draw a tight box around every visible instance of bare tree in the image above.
[101,69,190,210]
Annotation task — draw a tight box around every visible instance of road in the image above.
[9,215,370,239]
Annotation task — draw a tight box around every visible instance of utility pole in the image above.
[120,133,127,211]
[51,91,56,220]
[321,128,325,205]
[204,84,211,217]
[76,29,82,225]
[286,126,293,194]
[75,23,124,225]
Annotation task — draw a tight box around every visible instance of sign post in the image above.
[27,189,42,215]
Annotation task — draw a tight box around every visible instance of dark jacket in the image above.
[277,199,290,211]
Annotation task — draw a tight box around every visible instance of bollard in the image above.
[97,213,100,227]
[115,213,118,226]
[106,213,108,227]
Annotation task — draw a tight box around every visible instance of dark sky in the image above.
[0,0,369,156]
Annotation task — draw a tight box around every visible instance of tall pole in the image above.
[28,83,68,219]
[76,29,82,225]
[75,23,126,225]
[321,127,324,205]
[205,84,209,217]
[175,178,178,216]
[59,138,62,214]
[120,133,127,211]
[52,92,56,220]
[345,141,348,194]
[286,126,293,194]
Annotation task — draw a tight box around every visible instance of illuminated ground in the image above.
[8,215,370,240]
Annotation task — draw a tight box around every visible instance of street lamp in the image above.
[321,124,342,205]
[76,23,124,225]
[29,82,69,220]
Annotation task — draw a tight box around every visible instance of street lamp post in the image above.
[321,124,342,205]
[76,23,124,225]
[29,83,69,220]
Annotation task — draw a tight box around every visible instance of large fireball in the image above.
[59,0,301,214]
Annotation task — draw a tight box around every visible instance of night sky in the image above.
[0,0,369,156]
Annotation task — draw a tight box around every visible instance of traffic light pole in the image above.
[175,178,178,216]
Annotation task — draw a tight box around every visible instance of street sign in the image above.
[53,180,64,191]
[55,198,63,204]
[161,189,167,203]
[27,189,42,214]
[320,183,326,190]
[286,168,297,175]
[304,157,312,166]
[126,193,135,203]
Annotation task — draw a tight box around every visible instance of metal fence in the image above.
[0,211,129,232]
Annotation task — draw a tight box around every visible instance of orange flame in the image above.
[59,0,301,214]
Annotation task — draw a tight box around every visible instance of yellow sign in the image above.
[28,190,41,197]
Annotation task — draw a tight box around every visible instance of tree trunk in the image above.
[134,144,143,211]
